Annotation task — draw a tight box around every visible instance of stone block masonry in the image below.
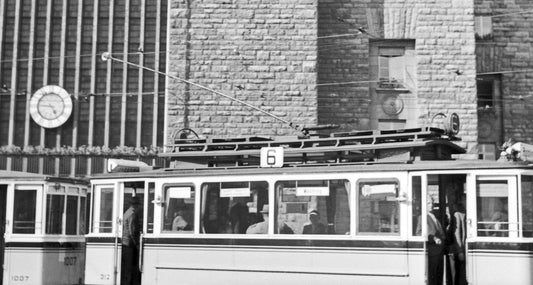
[318,0,477,153]
[476,0,533,145]
[167,0,318,141]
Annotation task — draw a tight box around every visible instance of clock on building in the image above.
[29,85,73,128]
[381,94,405,116]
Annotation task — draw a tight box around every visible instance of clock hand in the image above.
[46,103,57,115]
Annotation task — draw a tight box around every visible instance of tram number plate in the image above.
[260,147,284,168]
[64,256,77,266]
[100,274,111,280]
[11,275,29,282]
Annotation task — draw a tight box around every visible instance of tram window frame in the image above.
[95,185,115,234]
[44,185,86,236]
[13,187,38,234]
[521,175,533,237]
[200,181,269,235]
[65,187,79,235]
[356,178,401,236]
[411,176,422,236]
[79,189,87,235]
[45,186,66,235]
[274,179,351,235]
[147,182,155,234]
[161,184,195,233]
[476,179,510,238]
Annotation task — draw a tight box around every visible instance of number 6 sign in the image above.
[260,147,284,168]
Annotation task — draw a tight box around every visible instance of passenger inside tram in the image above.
[302,210,326,234]
[228,202,250,234]
[489,198,508,236]
[246,204,270,234]
[246,204,294,234]
[172,209,191,231]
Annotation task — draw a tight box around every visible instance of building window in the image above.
[477,78,494,109]
[477,75,502,146]
[372,41,416,90]
[477,143,497,160]
[475,16,493,40]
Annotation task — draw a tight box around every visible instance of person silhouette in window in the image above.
[302,210,326,234]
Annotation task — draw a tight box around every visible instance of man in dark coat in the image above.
[427,196,446,285]
[121,196,141,285]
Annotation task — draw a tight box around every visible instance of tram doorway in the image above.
[120,181,145,285]
[0,184,7,285]
[426,174,467,285]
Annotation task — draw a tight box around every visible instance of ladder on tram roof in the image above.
[160,127,465,168]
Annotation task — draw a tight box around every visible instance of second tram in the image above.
[0,170,89,285]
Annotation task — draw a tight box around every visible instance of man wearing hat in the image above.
[302,209,327,234]
[122,196,141,285]
[246,204,294,234]
[246,204,270,234]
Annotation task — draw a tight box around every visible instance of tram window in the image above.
[79,195,87,235]
[66,195,78,235]
[147,182,155,234]
[13,189,37,234]
[476,180,509,237]
[522,176,533,237]
[357,180,400,235]
[412,176,422,236]
[522,175,533,237]
[99,187,114,233]
[201,181,268,234]
[162,185,195,233]
[275,180,350,235]
[46,194,65,234]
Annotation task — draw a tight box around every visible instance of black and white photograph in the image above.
[0,0,533,284]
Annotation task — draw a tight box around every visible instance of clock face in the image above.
[30,85,73,128]
[381,94,404,116]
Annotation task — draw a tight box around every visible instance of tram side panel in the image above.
[4,245,85,285]
[469,250,533,285]
[141,238,416,285]
[84,241,119,285]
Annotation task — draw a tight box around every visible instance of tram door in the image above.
[425,174,467,285]
[119,182,145,285]
[0,185,7,285]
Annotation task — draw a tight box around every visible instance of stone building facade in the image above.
[167,0,479,154]
[166,0,319,140]
[475,0,533,159]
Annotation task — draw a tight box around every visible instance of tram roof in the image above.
[89,159,533,181]
[0,170,89,184]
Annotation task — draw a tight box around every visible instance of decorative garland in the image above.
[0,145,162,157]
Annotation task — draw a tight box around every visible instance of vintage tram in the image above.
[0,170,89,285]
[84,128,533,285]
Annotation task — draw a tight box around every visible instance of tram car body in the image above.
[0,170,89,285]
[85,128,533,285]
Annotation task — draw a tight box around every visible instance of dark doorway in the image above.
[121,182,145,285]
[0,185,7,285]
